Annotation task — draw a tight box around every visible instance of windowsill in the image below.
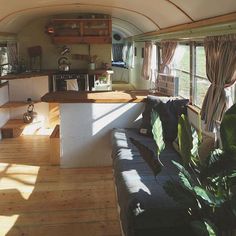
[187,104,201,114]
[0,81,8,88]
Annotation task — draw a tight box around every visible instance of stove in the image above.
[52,73,90,91]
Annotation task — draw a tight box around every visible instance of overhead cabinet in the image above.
[46,17,112,44]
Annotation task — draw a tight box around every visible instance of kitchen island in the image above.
[41,90,157,167]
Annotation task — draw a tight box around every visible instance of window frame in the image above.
[0,43,8,77]
[158,40,236,109]
[167,42,209,108]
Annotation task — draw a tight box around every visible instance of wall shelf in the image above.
[46,17,112,44]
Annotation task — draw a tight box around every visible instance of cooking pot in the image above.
[58,57,70,71]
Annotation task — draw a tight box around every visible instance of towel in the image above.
[66,79,78,91]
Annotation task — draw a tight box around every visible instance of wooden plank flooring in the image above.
[0,135,121,236]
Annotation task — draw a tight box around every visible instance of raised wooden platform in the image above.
[1,119,27,138]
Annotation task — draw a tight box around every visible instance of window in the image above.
[158,38,236,113]
[149,43,157,90]
[172,44,190,99]
[112,44,124,62]
[0,44,8,76]
[194,45,211,107]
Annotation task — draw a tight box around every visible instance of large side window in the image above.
[0,43,8,76]
[161,40,235,108]
[172,44,190,99]
[194,44,211,107]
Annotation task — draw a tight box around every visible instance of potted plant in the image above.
[161,104,236,236]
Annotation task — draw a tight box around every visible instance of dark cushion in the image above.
[155,98,189,141]
[139,95,189,142]
[139,95,169,136]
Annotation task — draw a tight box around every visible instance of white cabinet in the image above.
[9,76,48,101]
[8,76,49,123]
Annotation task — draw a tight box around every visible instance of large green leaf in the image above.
[190,220,218,236]
[220,115,236,156]
[230,195,236,217]
[191,126,202,167]
[130,137,162,176]
[151,110,165,156]
[201,149,236,181]
[191,127,200,158]
[178,114,193,166]
[172,160,196,190]
[220,103,236,158]
[163,180,197,207]
[179,171,194,191]
[193,186,225,207]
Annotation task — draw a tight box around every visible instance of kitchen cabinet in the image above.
[46,17,112,44]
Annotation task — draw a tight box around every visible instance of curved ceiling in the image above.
[0,0,236,37]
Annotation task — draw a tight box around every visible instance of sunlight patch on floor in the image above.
[22,123,53,136]
[0,163,40,199]
[0,163,40,235]
[0,215,19,235]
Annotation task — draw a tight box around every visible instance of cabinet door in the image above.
[53,21,81,36]
[83,20,110,36]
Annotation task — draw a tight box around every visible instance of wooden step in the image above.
[0,101,41,109]
[50,125,60,165]
[1,119,27,138]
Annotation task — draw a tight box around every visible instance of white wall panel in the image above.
[60,102,144,168]
[9,76,48,101]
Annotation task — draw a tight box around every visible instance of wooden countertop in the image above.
[0,69,113,80]
[0,71,55,80]
[41,90,160,103]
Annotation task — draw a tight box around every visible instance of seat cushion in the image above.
[112,128,193,236]
[139,95,189,142]
[116,172,192,235]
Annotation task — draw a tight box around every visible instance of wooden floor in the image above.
[0,135,121,236]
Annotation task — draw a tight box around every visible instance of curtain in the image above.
[201,34,236,131]
[122,42,128,62]
[160,41,177,74]
[141,42,153,80]
[112,44,124,62]
[122,42,134,68]
[7,41,18,72]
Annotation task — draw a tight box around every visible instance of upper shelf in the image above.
[46,17,112,44]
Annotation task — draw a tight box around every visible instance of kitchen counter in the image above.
[0,70,54,80]
[41,90,158,103]
[41,90,163,168]
[0,69,113,80]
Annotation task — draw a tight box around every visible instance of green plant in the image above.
[164,104,236,236]
[177,114,202,168]
[151,110,165,156]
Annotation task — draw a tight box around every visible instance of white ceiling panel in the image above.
[0,0,235,36]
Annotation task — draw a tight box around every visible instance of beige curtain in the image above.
[141,42,153,80]
[201,34,236,131]
[160,41,177,74]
